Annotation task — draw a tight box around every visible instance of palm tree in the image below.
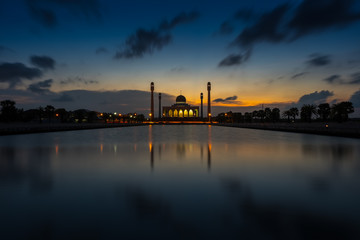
[331,101,354,122]
[289,107,299,121]
[264,107,272,121]
[45,105,55,123]
[282,110,291,122]
[317,103,330,121]
[301,104,317,122]
[271,108,280,122]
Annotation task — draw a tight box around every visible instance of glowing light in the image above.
[55,113,59,117]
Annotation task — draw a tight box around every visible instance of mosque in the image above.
[150,82,211,121]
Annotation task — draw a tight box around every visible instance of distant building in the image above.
[163,95,199,119]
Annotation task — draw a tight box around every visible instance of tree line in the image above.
[0,100,145,123]
[216,101,354,123]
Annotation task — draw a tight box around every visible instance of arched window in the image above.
[179,109,183,118]
[189,109,194,117]
[184,109,188,117]
[169,109,173,117]
[174,109,178,117]
[195,109,199,117]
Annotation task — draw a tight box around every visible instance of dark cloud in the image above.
[0,62,42,88]
[170,67,185,72]
[349,72,360,84]
[60,76,98,85]
[30,55,56,70]
[291,72,308,79]
[323,72,360,84]
[52,93,74,102]
[95,47,108,54]
[297,90,334,105]
[26,0,101,28]
[28,79,53,94]
[349,90,360,107]
[234,9,255,22]
[115,11,199,59]
[306,54,331,67]
[217,21,234,35]
[218,49,251,67]
[159,11,200,31]
[323,74,343,84]
[221,1,360,66]
[232,4,289,48]
[115,29,172,59]
[289,0,360,39]
[0,45,14,54]
[213,96,238,103]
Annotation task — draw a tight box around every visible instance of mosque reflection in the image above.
[148,125,212,171]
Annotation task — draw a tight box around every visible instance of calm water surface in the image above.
[1,125,360,239]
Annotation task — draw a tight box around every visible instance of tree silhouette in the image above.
[282,110,291,122]
[289,107,299,121]
[271,108,280,122]
[331,101,354,122]
[317,103,330,121]
[0,100,18,122]
[45,105,55,123]
[301,104,317,122]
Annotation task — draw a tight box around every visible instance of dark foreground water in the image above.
[1,125,360,239]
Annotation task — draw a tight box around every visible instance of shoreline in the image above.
[213,122,360,139]
[0,123,147,136]
[1,122,360,139]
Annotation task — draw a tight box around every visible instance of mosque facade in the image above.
[163,95,199,118]
[150,82,211,121]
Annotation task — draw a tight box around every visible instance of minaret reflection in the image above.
[207,125,212,171]
[149,125,154,171]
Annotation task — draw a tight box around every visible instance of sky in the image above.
[1,0,360,116]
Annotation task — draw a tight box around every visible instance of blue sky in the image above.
[1,0,360,116]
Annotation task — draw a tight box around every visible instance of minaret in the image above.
[207,82,211,121]
[150,82,154,121]
[158,93,161,119]
[200,92,203,119]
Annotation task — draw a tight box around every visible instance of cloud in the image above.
[170,67,185,72]
[231,4,289,48]
[220,0,360,66]
[349,89,360,107]
[217,21,235,35]
[213,96,238,103]
[60,76,98,85]
[26,0,101,28]
[297,90,334,105]
[218,49,251,67]
[306,54,331,67]
[28,79,53,94]
[95,47,108,54]
[234,9,255,22]
[115,29,172,59]
[159,11,200,31]
[52,93,74,102]
[349,72,360,84]
[0,62,42,88]
[291,72,308,79]
[323,74,343,84]
[288,0,360,39]
[0,45,14,54]
[30,55,56,70]
[323,72,360,84]
[115,11,199,59]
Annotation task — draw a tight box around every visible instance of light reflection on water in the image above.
[1,125,360,239]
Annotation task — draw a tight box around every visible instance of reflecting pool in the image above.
[1,125,360,239]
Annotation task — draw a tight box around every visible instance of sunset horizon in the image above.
[1,0,360,116]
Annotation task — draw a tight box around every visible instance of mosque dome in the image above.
[176,95,186,103]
